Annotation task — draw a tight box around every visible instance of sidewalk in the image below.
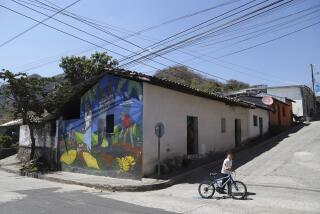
[0,123,304,192]
[0,155,173,192]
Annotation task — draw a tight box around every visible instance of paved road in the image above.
[0,172,174,214]
[1,121,320,214]
[100,121,320,214]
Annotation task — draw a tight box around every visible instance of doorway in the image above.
[235,119,241,147]
[187,116,198,155]
[259,117,263,136]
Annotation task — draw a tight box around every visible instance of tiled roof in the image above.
[105,69,254,108]
[235,96,274,112]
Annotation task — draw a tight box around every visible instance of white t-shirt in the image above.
[221,158,232,174]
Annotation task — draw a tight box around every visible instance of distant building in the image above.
[266,85,315,119]
[231,94,293,133]
[229,85,316,119]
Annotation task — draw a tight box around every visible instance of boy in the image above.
[219,151,234,194]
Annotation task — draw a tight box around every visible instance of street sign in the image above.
[155,122,165,138]
[155,122,165,178]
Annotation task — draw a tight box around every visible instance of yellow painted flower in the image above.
[115,156,136,172]
[83,152,100,170]
[60,150,77,165]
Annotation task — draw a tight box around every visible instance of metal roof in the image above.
[0,119,22,127]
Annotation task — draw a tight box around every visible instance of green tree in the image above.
[224,79,250,92]
[0,70,48,160]
[44,52,118,112]
[59,52,118,85]
[155,65,225,93]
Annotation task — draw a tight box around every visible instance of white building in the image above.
[130,72,270,175]
[267,85,315,118]
[20,70,270,178]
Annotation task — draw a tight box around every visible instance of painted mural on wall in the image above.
[59,75,143,179]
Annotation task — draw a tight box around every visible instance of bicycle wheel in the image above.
[230,181,247,200]
[198,182,215,199]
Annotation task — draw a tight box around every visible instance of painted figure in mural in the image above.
[119,112,135,146]
[84,102,92,152]
[97,83,117,147]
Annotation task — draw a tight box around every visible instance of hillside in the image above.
[154,65,250,94]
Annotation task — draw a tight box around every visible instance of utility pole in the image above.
[310,64,315,93]
[310,64,316,115]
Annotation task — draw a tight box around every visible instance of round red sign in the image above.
[262,96,273,105]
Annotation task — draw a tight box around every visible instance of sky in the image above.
[0,0,319,88]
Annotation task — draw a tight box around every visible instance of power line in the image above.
[30,0,242,35]
[4,0,303,85]
[120,0,293,68]
[0,3,161,71]
[0,0,81,48]
[119,0,260,64]
[218,20,320,58]
[195,3,320,48]
[18,0,299,84]
[15,0,231,81]
[186,6,320,59]
[210,11,320,54]
[2,1,231,82]
[146,0,296,63]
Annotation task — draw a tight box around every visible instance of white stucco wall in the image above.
[247,108,269,138]
[267,87,303,116]
[292,100,303,117]
[142,83,252,175]
[19,122,57,149]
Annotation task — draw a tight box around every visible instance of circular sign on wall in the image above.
[262,96,274,105]
[155,122,165,138]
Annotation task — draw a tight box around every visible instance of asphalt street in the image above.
[0,172,174,214]
[1,121,320,214]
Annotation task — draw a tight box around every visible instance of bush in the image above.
[0,135,13,148]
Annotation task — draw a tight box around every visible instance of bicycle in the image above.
[198,171,247,200]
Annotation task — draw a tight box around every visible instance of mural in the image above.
[59,75,143,179]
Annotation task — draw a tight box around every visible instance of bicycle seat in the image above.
[209,172,218,176]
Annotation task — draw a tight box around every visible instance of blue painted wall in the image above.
[59,75,143,179]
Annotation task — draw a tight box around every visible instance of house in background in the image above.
[234,96,272,138]
[230,93,294,133]
[266,85,315,120]
[229,85,313,120]
[53,70,271,179]
[256,93,294,130]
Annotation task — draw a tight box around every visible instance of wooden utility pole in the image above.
[310,64,315,93]
[310,64,317,115]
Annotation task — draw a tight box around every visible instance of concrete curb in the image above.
[0,124,303,192]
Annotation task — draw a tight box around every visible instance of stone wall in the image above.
[18,121,58,168]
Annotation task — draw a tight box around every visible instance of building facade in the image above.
[267,85,315,119]
[267,98,293,130]
[32,71,271,179]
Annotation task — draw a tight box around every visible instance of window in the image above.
[253,115,258,126]
[221,118,226,133]
[106,114,114,134]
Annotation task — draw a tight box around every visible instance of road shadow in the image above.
[170,123,306,184]
[195,191,256,201]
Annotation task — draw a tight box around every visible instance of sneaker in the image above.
[216,188,227,194]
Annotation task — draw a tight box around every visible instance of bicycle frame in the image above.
[211,173,235,187]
